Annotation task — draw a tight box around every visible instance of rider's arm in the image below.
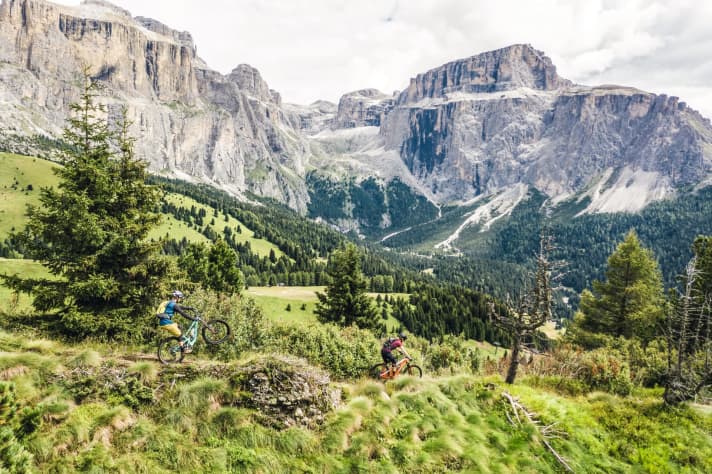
[174,304,197,320]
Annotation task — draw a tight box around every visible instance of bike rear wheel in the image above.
[157,337,185,364]
[405,364,423,378]
[202,319,231,345]
[369,363,389,380]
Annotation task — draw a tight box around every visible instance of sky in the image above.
[52,0,712,118]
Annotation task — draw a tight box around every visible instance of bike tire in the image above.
[405,364,423,378]
[157,337,185,364]
[369,363,389,380]
[202,319,231,345]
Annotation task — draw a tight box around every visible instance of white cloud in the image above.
[51,0,712,117]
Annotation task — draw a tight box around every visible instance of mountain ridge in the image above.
[0,0,710,235]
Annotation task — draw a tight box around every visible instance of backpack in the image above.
[155,300,169,319]
[383,337,398,351]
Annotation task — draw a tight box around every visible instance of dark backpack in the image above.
[383,337,398,351]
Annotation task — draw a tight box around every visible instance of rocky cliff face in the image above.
[0,2,710,223]
[333,89,395,129]
[0,0,309,210]
[379,44,712,207]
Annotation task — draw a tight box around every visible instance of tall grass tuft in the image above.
[68,349,101,369]
[127,361,158,383]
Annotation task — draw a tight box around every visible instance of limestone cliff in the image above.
[0,0,309,210]
[0,2,711,223]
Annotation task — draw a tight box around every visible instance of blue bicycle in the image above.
[157,312,230,364]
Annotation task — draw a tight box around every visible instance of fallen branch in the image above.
[502,391,574,472]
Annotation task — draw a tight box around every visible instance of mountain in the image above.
[0,0,310,210]
[1,0,711,235]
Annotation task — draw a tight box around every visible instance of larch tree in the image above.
[570,230,665,347]
[663,236,712,404]
[489,231,560,384]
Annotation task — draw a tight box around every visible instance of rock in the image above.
[333,88,395,128]
[0,2,710,222]
[0,0,310,212]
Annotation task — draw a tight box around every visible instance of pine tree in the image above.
[2,71,170,340]
[571,230,664,347]
[315,243,382,331]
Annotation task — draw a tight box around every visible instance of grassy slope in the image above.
[246,286,405,331]
[0,152,58,236]
[1,331,710,473]
[0,153,283,259]
[0,258,52,312]
[159,193,284,259]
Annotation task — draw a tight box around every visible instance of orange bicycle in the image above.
[369,355,423,380]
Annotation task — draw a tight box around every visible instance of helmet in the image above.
[398,332,407,341]
[172,290,184,299]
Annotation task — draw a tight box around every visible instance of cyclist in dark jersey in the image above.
[381,332,409,374]
[156,290,197,352]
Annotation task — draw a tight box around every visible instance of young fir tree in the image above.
[570,230,665,347]
[179,239,244,295]
[315,243,382,331]
[3,71,169,340]
[0,382,34,473]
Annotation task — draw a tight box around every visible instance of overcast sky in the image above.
[53,0,712,118]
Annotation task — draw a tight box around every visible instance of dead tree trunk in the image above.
[490,230,561,385]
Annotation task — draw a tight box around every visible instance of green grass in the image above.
[0,153,285,260]
[0,329,710,473]
[161,193,284,259]
[0,152,58,237]
[246,286,405,331]
[0,258,53,312]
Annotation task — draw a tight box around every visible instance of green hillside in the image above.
[0,153,58,236]
[0,152,284,260]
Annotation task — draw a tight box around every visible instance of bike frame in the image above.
[381,356,411,379]
[181,318,201,347]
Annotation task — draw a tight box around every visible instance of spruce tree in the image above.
[315,243,382,331]
[3,71,169,340]
[571,230,664,346]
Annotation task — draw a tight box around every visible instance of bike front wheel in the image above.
[202,319,231,345]
[404,364,423,378]
[369,363,389,380]
[157,337,185,364]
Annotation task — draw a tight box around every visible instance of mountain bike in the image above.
[369,355,423,380]
[157,312,231,364]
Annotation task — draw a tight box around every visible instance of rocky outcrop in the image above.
[0,0,310,211]
[333,88,395,128]
[0,2,710,221]
[56,355,341,429]
[379,45,712,205]
[398,44,571,105]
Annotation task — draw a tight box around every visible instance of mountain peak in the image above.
[399,43,571,104]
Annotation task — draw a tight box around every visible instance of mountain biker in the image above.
[382,332,410,375]
[156,290,197,353]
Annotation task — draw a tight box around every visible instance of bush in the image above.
[521,344,633,395]
[186,287,266,361]
[265,323,379,379]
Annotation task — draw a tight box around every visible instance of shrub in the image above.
[186,287,266,361]
[265,323,378,379]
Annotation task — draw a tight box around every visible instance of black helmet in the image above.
[398,332,407,340]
